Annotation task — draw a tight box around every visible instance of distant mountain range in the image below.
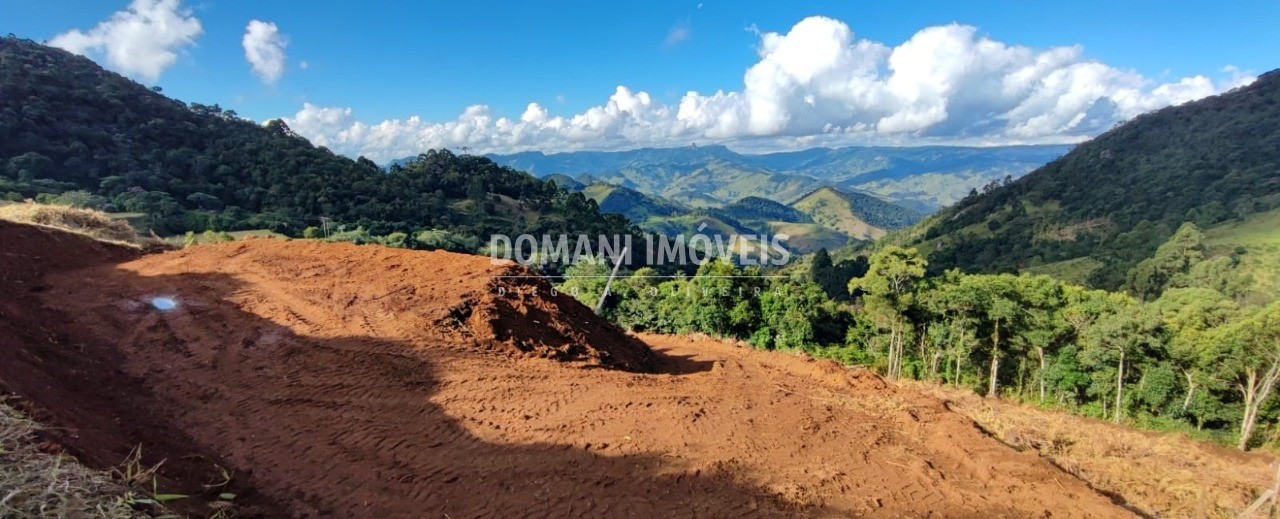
[388,141,1073,254]
[473,143,1071,213]
[549,181,922,254]
[436,143,1067,254]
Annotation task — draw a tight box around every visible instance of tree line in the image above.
[566,223,1280,451]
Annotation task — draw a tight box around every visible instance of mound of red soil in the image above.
[0,222,1137,518]
[126,238,656,371]
[451,263,656,371]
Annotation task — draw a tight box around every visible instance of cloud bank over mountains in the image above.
[287,17,1252,162]
[46,5,1252,161]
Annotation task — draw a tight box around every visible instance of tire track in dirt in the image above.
[0,228,1138,518]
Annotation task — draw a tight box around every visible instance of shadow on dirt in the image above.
[0,225,807,517]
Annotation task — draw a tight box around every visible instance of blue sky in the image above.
[3,0,1274,160]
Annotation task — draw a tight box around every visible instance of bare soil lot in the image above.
[0,222,1134,517]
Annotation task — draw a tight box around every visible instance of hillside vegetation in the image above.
[568,82,1280,456]
[1201,207,1280,306]
[580,184,685,223]
[719,196,812,224]
[792,188,885,240]
[0,36,636,249]
[563,180,864,254]
[905,70,1280,289]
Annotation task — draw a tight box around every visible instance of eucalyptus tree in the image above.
[920,269,981,387]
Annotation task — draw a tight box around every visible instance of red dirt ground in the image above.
[0,222,1138,518]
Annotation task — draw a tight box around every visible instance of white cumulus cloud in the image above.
[282,16,1255,163]
[243,20,288,84]
[49,0,203,82]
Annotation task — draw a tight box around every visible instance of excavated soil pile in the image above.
[129,237,654,371]
[0,222,1138,518]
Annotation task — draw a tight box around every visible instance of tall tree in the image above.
[1215,301,1280,450]
[921,270,981,387]
[850,246,927,379]
[1150,287,1239,413]
[1080,294,1163,423]
[1125,222,1206,300]
[963,274,1022,398]
[1013,275,1069,403]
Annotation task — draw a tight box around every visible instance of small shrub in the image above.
[195,230,235,243]
[382,231,409,248]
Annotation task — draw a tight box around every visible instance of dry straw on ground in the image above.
[906,380,1279,518]
[0,399,143,518]
[0,202,141,246]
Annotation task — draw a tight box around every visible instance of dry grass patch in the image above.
[0,202,142,247]
[0,400,145,518]
[905,380,1278,518]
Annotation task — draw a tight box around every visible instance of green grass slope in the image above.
[792,188,885,241]
[720,196,813,224]
[1203,207,1280,305]
[767,221,850,254]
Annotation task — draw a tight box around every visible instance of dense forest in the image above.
[718,196,813,224]
[903,69,1280,289]
[0,36,637,250]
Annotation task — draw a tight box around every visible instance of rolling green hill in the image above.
[637,212,753,240]
[719,196,812,224]
[1200,207,1280,306]
[570,182,849,255]
[581,183,686,223]
[792,188,885,241]
[543,173,586,191]
[765,221,850,254]
[615,193,845,255]
[900,69,1280,289]
[791,187,923,241]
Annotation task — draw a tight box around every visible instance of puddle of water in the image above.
[151,297,178,311]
